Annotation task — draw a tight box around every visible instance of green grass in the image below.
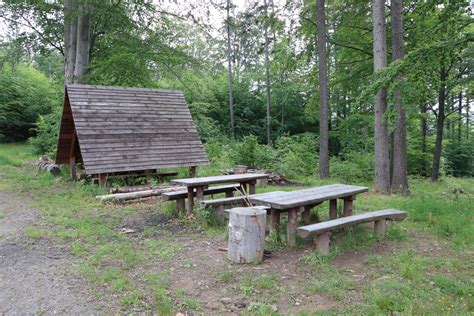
[1,143,473,314]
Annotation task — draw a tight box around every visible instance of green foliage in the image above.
[0,64,59,142]
[445,138,474,177]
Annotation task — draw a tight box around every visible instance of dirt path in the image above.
[0,189,101,315]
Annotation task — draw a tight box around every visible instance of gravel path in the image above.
[0,189,101,315]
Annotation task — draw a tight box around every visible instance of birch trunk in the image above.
[390,0,409,195]
[317,0,329,179]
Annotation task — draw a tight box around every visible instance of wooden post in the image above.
[189,166,196,177]
[98,173,106,187]
[69,129,77,181]
[329,199,337,219]
[374,219,387,236]
[225,190,234,198]
[343,195,355,217]
[313,232,330,255]
[248,180,256,194]
[70,155,77,180]
[287,208,298,247]
[228,207,267,263]
[187,187,194,212]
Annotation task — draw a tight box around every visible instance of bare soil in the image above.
[0,189,102,315]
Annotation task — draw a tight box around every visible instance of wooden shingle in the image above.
[55,84,209,175]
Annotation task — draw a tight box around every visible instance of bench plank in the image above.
[297,209,407,238]
[171,173,268,186]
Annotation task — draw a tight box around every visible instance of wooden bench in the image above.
[200,196,248,223]
[297,209,407,255]
[161,184,240,211]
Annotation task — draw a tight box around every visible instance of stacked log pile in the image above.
[36,156,61,175]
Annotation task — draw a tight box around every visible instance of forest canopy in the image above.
[0,0,472,186]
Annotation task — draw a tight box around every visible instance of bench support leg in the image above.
[302,206,311,224]
[374,219,387,237]
[343,196,355,217]
[248,180,256,195]
[270,209,280,236]
[176,198,185,213]
[329,199,337,219]
[189,166,196,177]
[196,186,205,201]
[187,187,194,212]
[215,205,226,224]
[225,190,234,198]
[287,208,298,247]
[313,232,330,255]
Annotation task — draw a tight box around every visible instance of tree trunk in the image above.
[372,0,390,194]
[420,103,428,175]
[64,0,77,84]
[467,92,470,140]
[73,4,91,83]
[317,0,329,179]
[458,91,462,142]
[431,66,447,181]
[264,0,272,146]
[390,0,409,195]
[226,0,235,138]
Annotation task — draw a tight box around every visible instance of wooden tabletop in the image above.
[171,173,268,187]
[248,184,369,210]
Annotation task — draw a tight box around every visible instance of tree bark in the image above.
[372,0,390,194]
[226,0,235,138]
[317,0,329,179]
[64,0,77,84]
[420,103,428,176]
[264,0,272,146]
[458,91,462,142]
[73,3,91,84]
[467,92,470,140]
[390,0,409,195]
[431,66,447,181]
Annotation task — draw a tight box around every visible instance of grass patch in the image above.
[25,227,43,239]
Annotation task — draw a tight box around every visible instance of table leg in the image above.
[248,180,256,195]
[187,187,194,212]
[287,208,298,247]
[343,195,355,217]
[330,199,338,219]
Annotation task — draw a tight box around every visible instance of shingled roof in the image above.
[55,84,209,175]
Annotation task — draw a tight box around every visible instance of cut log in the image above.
[96,186,186,203]
[228,207,267,264]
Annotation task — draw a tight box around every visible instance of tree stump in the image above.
[228,207,267,264]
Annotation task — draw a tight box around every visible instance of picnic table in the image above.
[172,173,269,211]
[248,184,369,246]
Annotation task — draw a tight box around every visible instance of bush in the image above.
[331,151,374,182]
[0,64,59,142]
[231,135,276,169]
[29,108,61,157]
[274,133,318,178]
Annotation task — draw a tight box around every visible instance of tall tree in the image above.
[372,0,390,193]
[63,0,77,84]
[316,0,329,178]
[73,3,90,83]
[264,0,272,145]
[226,0,235,138]
[390,0,409,194]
